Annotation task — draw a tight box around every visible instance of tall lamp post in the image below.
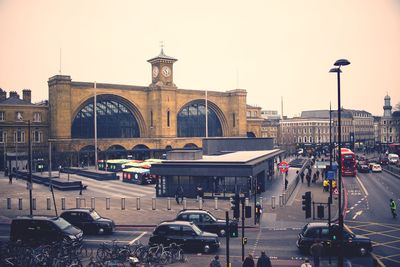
[330,59,350,267]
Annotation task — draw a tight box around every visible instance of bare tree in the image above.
[395,102,400,111]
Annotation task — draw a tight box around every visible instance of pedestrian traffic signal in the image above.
[317,205,324,219]
[231,194,240,219]
[229,223,238,237]
[302,191,312,219]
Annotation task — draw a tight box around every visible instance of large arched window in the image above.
[72,97,140,138]
[177,102,222,137]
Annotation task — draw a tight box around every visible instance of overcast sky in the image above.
[1,0,399,117]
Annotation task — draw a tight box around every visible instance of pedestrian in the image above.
[255,202,262,224]
[300,172,305,183]
[243,254,255,267]
[4,167,8,177]
[306,173,311,187]
[310,240,324,267]
[175,185,183,204]
[79,181,83,195]
[312,173,317,183]
[323,179,329,192]
[284,178,288,191]
[198,185,204,202]
[316,169,320,179]
[256,251,272,267]
[8,173,13,184]
[209,255,221,267]
[390,198,397,219]
[301,258,312,267]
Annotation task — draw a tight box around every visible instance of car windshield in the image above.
[192,224,203,235]
[53,217,71,230]
[90,210,101,220]
[207,212,217,221]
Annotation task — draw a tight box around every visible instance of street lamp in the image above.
[330,58,350,267]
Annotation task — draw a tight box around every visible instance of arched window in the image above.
[177,102,222,137]
[72,97,140,138]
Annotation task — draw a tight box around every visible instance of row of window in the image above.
[0,129,43,143]
[0,111,42,122]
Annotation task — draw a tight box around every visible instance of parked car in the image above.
[149,221,220,253]
[357,164,370,173]
[10,216,83,245]
[60,208,115,235]
[296,222,372,256]
[175,209,238,237]
[371,164,382,172]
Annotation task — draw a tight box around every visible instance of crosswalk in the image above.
[57,173,156,198]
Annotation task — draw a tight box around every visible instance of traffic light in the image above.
[302,191,312,219]
[229,222,238,238]
[317,205,325,219]
[231,194,240,219]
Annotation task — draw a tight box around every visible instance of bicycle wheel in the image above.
[96,248,109,261]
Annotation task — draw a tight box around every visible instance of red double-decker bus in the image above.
[338,148,357,176]
[388,143,400,156]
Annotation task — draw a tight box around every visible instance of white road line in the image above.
[352,210,363,220]
[129,231,147,245]
[356,176,369,196]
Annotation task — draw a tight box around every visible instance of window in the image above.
[188,214,200,223]
[182,226,195,236]
[232,113,236,127]
[0,111,5,121]
[14,128,25,143]
[15,112,23,121]
[33,130,42,143]
[150,111,153,127]
[246,111,251,117]
[33,112,41,122]
[0,129,5,143]
[167,110,170,127]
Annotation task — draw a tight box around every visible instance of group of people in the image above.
[299,165,320,187]
[209,251,272,267]
[322,178,337,192]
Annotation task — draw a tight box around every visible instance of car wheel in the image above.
[359,246,368,256]
[203,244,210,253]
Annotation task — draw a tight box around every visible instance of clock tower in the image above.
[148,48,178,87]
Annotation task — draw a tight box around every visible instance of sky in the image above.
[1,0,400,117]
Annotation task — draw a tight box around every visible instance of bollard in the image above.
[199,198,203,210]
[279,195,283,207]
[214,197,218,210]
[32,198,36,210]
[121,198,125,210]
[283,192,286,205]
[271,196,276,209]
[7,198,11,209]
[245,197,249,207]
[183,197,187,209]
[47,197,51,210]
[18,198,22,210]
[76,197,80,208]
[61,198,66,210]
[136,197,140,210]
[81,198,86,208]
[259,197,263,209]
[152,197,156,210]
[106,198,110,210]
[91,197,95,209]
[167,197,171,210]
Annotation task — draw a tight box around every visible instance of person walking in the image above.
[300,172,305,183]
[8,173,13,184]
[256,251,272,267]
[255,202,262,224]
[175,185,184,204]
[243,254,255,267]
[301,258,312,267]
[209,255,221,267]
[310,240,324,267]
[284,178,288,191]
[198,185,204,203]
[306,173,311,187]
[390,198,397,218]
[323,179,329,192]
[316,169,320,179]
[79,181,83,195]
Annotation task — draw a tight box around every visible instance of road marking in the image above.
[355,175,369,196]
[129,231,147,245]
[352,210,362,220]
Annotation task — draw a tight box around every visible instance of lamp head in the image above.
[334,59,351,67]
[329,67,341,73]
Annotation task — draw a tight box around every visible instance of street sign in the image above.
[327,171,335,180]
[333,188,339,195]
[278,161,289,173]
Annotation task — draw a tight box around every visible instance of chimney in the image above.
[0,89,6,101]
[22,89,31,103]
[9,91,19,98]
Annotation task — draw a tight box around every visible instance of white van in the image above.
[388,153,399,164]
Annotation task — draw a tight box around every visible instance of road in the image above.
[344,167,400,267]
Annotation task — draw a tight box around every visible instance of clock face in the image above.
[161,66,171,77]
[152,66,159,78]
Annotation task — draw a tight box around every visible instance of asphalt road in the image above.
[344,167,400,267]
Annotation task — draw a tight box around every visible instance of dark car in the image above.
[149,221,220,253]
[296,222,372,256]
[10,216,83,245]
[357,164,370,173]
[379,157,389,165]
[175,209,238,237]
[60,208,115,235]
